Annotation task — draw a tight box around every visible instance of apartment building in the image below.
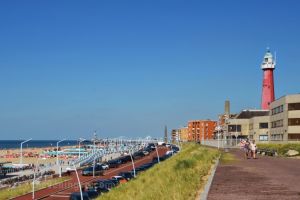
[269,94,300,141]
[188,120,217,141]
[226,94,300,142]
[227,110,269,139]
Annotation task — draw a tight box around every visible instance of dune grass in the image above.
[257,143,300,156]
[220,152,237,164]
[0,176,69,200]
[98,143,220,200]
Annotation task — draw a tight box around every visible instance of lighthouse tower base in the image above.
[261,69,275,110]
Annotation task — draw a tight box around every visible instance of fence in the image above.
[201,139,240,149]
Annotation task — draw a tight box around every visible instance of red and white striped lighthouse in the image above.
[261,48,275,110]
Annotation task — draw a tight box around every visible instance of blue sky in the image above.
[0,0,300,140]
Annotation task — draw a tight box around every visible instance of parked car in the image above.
[108,178,119,186]
[140,162,154,169]
[118,171,134,181]
[166,143,171,148]
[144,147,153,153]
[111,175,127,184]
[97,163,109,170]
[133,151,145,160]
[86,190,100,199]
[70,192,90,200]
[130,167,143,175]
[107,159,122,168]
[171,145,180,152]
[119,155,131,163]
[147,143,156,150]
[82,166,104,176]
[165,150,174,155]
[91,180,116,193]
[142,150,150,156]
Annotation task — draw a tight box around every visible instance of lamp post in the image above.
[20,138,32,165]
[32,159,39,200]
[72,164,83,200]
[56,139,66,177]
[129,149,136,178]
[155,143,160,163]
[93,156,96,178]
[32,156,44,199]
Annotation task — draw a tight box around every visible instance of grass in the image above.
[257,143,300,156]
[0,176,69,200]
[220,152,237,164]
[98,143,220,200]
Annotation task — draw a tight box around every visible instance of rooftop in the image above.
[235,109,269,119]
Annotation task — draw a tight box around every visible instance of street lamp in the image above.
[56,139,66,177]
[32,158,40,200]
[32,156,46,199]
[155,143,160,163]
[72,164,83,200]
[20,138,32,165]
[129,149,136,178]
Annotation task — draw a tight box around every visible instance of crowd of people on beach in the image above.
[240,139,257,159]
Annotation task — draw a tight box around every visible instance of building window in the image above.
[271,120,283,128]
[259,135,268,141]
[280,105,284,112]
[228,125,241,132]
[270,134,283,141]
[272,105,284,115]
[288,118,300,126]
[288,134,300,140]
[288,103,300,111]
[259,123,268,129]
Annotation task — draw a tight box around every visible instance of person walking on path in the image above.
[240,139,250,159]
[250,140,257,159]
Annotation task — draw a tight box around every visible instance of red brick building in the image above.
[188,120,217,141]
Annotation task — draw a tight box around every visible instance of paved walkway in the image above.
[208,149,300,200]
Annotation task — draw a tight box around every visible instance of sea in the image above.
[0,140,79,149]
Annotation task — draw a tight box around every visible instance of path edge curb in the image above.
[199,155,220,200]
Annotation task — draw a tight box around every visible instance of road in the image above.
[13,147,167,200]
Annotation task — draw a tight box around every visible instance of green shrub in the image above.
[174,158,197,170]
[257,143,300,156]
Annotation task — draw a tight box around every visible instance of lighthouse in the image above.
[261,48,276,110]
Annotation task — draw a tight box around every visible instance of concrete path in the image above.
[208,149,300,200]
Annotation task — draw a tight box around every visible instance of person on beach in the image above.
[250,140,257,159]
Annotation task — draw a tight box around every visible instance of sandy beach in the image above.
[0,146,76,165]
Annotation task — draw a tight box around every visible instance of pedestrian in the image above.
[250,140,257,159]
[241,139,250,159]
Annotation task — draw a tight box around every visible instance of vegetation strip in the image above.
[257,143,300,156]
[98,143,220,200]
[0,177,69,200]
